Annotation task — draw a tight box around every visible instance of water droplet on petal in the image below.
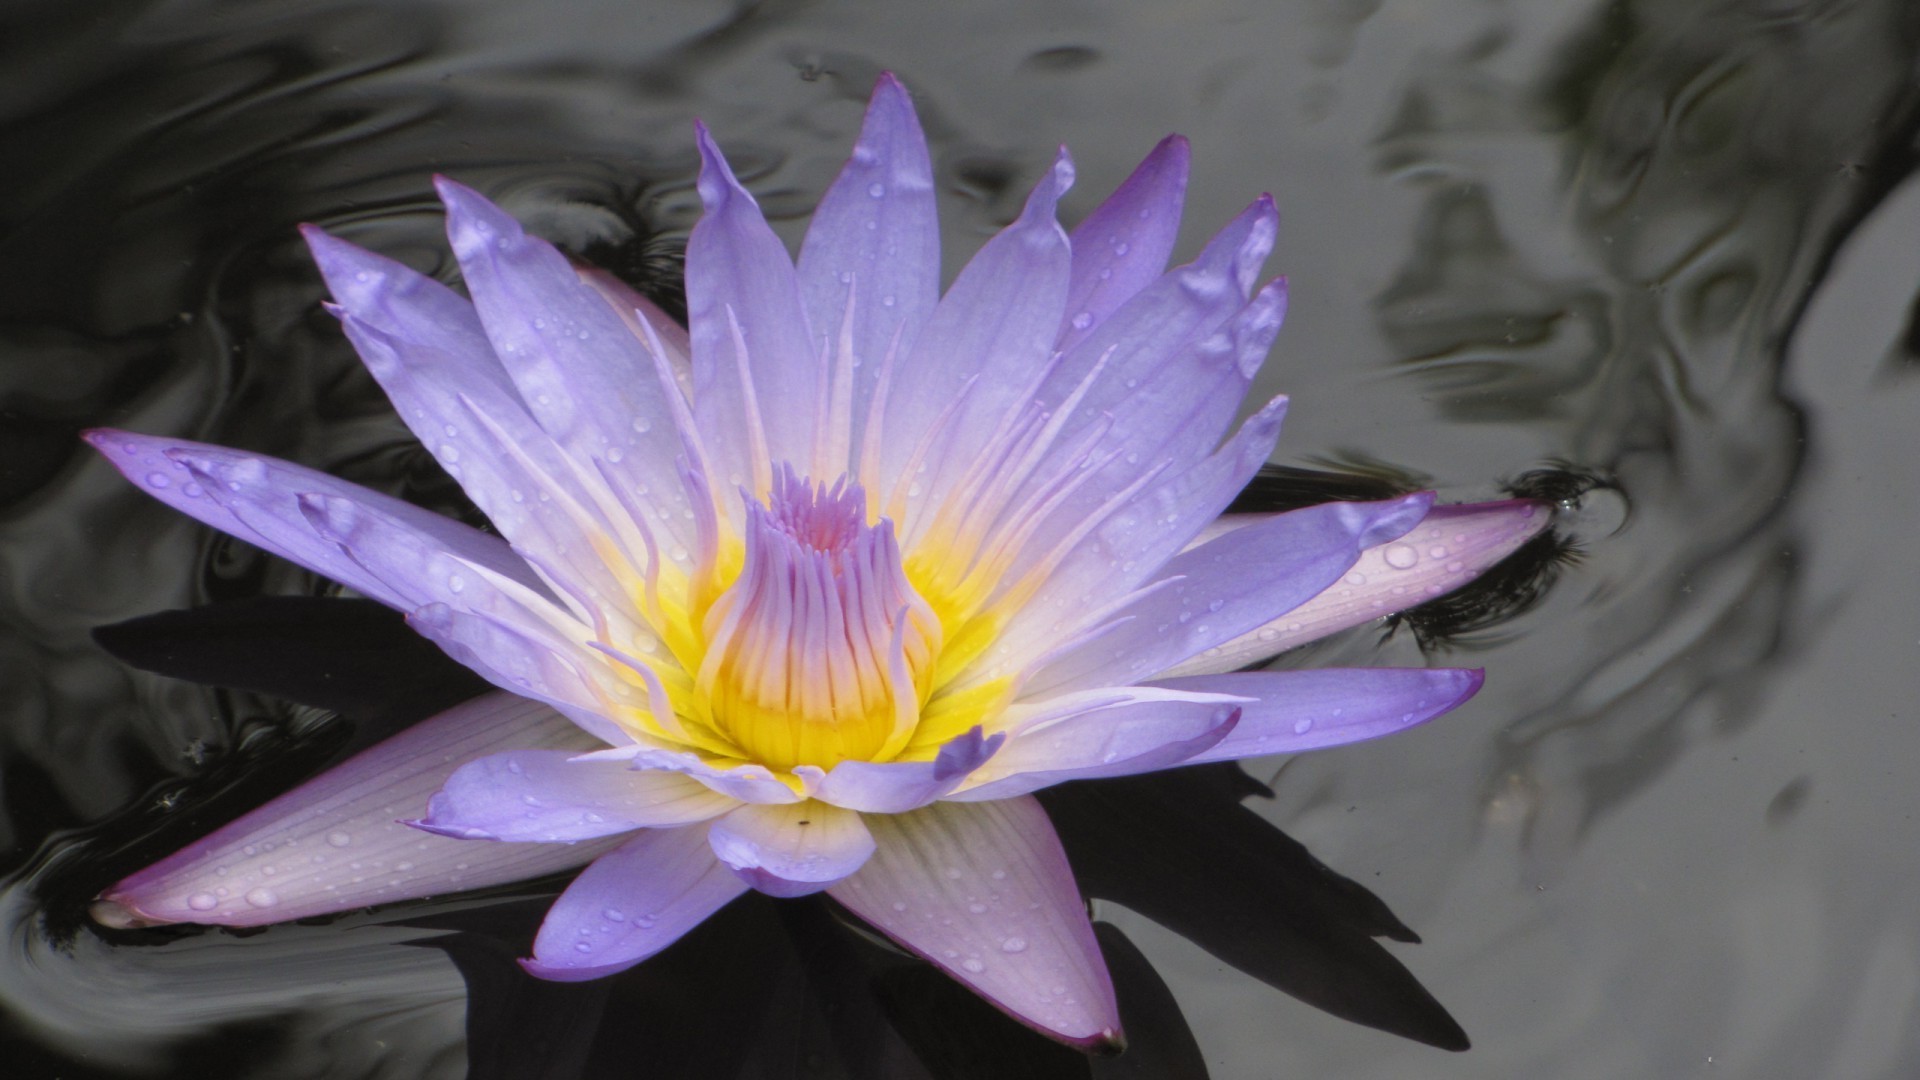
[187,892,218,911]
[1383,543,1418,569]
[244,888,279,908]
[145,472,171,489]
[1070,312,1093,330]
[1001,937,1028,954]
[867,181,885,198]
[603,908,626,922]
[327,831,352,848]
[1293,718,1314,735]
[961,958,985,973]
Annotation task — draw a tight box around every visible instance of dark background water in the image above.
[5,0,1919,1076]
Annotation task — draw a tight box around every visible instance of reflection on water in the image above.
[5,0,1920,1076]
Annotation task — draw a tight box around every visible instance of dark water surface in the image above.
[5,1,1919,1077]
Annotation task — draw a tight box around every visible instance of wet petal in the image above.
[414,749,736,842]
[829,797,1121,1050]
[947,691,1243,801]
[436,177,696,547]
[1057,134,1191,351]
[522,825,746,981]
[687,124,820,484]
[83,430,540,610]
[1029,492,1434,694]
[812,726,1005,813]
[797,70,939,461]
[707,800,875,897]
[625,747,807,805]
[1161,499,1551,676]
[882,149,1074,538]
[1152,667,1485,761]
[91,693,609,929]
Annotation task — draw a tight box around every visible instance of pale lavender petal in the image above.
[686,124,820,481]
[436,177,695,547]
[812,726,1004,813]
[1160,499,1551,677]
[829,798,1121,1050]
[523,825,746,982]
[706,801,875,898]
[1026,492,1434,695]
[406,603,623,746]
[984,397,1287,674]
[626,747,806,805]
[413,749,735,842]
[797,71,939,452]
[1036,195,1276,449]
[883,150,1074,532]
[1151,668,1485,761]
[306,228,643,613]
[1057,134,1190,352]
[574,265,694,389]
[945,693,1242,801]
[83,431,539,610]
[91,694,611,929]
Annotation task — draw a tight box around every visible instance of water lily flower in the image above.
[85,75,1545,1049]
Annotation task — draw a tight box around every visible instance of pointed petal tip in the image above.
[89,897,163,930]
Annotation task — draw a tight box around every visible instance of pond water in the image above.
[4,0,1919,1076]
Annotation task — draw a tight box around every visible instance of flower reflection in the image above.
[85,75,1544,1047]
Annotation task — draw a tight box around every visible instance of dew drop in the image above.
[182,482,203,498]
[1000,937,1028,954]
[961,958,986,973]
[447,574,466,593]
[606,447,624,463]
[891,901,909,913]
[1383,543,1418,570]
[1344,571,1368,586]
[867,181,885,198]
[439,443,460,463]
[187,892,218,911]
[145,471,171,489]
[1070,312,1093,330]
[967,902,987,914]
[604,908,626,922]
[244,888,279,908]
[327,831,352,848]
[1292,718,1314,735]
[574,941,594,953]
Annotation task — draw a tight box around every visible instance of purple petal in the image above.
[1151,667,1485,761]
[406,602,627,746]
[1161,499,1551,676]
[988,395,1288,668]
[946,691,1242,801]
[812,726,1005,813]
[523,825,746,982]
[796,71,940,459]
[625,747,806,805]
[82,430,539,611]
[1027,491,1433,696]
[91,693,611,929]
[882,149,1074,533]
[304,227,650,615]
[828,798,1121,1050]
[435,178,696,547]
[687,124,820,482]
[574,265,694,386]
[1038,195,1276,450]
[706,801,875,898]
[413,749,735,842]
[1057,134,1191,352]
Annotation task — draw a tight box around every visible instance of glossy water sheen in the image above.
[5,0,1920,1076]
